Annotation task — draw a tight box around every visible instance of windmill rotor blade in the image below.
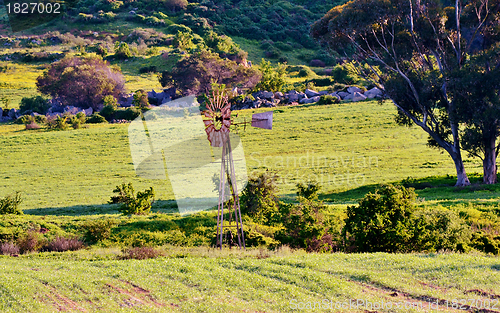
[251,111,273,130]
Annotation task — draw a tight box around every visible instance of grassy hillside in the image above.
[0,100,486,211]
[0,250,498,312]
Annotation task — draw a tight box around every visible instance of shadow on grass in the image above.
[24,200,180,216]
[320,173,500,204]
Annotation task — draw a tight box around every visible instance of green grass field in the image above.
[0,250,499,312]
[0,100,487,211]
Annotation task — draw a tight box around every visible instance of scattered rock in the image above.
[274,92,284,99]
[347,86,363,94]
[364,87,383,99]
[305,89,320,98]
[337,91,350,99]
[84,108,93,116]
[286,93,299,102]
[253,90,274,100]
[8,109,17,120]
[0,107,3,117]
[300,96,320,104]
[346,92,367,102]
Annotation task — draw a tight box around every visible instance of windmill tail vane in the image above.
[202,91,273,249]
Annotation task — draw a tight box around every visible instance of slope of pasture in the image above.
[0,251,498,312]
[0,100,486,211]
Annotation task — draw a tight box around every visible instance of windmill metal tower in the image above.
[202,90,273,249]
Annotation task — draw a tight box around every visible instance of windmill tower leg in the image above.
[216,137,245,249]
[227,137,245,249]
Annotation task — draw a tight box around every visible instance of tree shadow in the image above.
[319,173,498,204]
[24,200,180,216]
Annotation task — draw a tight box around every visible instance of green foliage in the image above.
[81,219,118,244]
[86,113,107,124]
[296,182,321,200]
[19,96,50,115]
[412,208,471,252]
[102,95,118,108]
[240,171,282,226]
[99,105,116,121]
[173,31,196,51]
[110,183,155,215]
[133,90,150,109]
[255,59,286,92]
[330,63,360,85]
[278,197,335,252]
[470,232,500,254]
[114,42,132,59]
[69,113,86,129]
[0,192,23,215]
[114,107,141,121]
[46,116,69,131]
[343,185,417,252]
[317,95,340,105]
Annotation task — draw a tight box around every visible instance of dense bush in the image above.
[317,95,340,105]
[0,192,23,215]
[81,219,118,244]
[278,198,336,252]
[159,50,260,96]
[240,171,281,226]
[114,107,141,121]
[17,231,45,254]
[19,96,50,115]
[99,104,116,121]
[36,55,125,110]
[255,59,286,92]
[114,42,132,59]
[343,185,417,252]
[110,183,155,215]
[46,116,69,130]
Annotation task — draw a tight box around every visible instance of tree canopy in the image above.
[312,0,500,185]
[158,50,261,96]
[36,55,126,110]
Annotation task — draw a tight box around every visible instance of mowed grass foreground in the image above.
[0,251,499,312]
[0,100,486,211]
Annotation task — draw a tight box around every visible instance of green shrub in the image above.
[19,96,50,114]
[240,171,281,225]
[99,104,116,121]
[69,113,86,129]
[317,95,340,105]
[81,219,118,244]
[343,184,417,252]
[114,107,141,121]
[412,208,471,252]
[296,181,321,200]
[470,232,500,254]
[298,67,315,78]
[114,42,132,59]
[255,59,286,92]
[277,194,336,252]
[86,113,107,123]
[46,116,69,130]
[0,192,23,215]
[110,183,155,215]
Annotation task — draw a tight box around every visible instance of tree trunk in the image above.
[483,137,497,184]
[452,154,471,186]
